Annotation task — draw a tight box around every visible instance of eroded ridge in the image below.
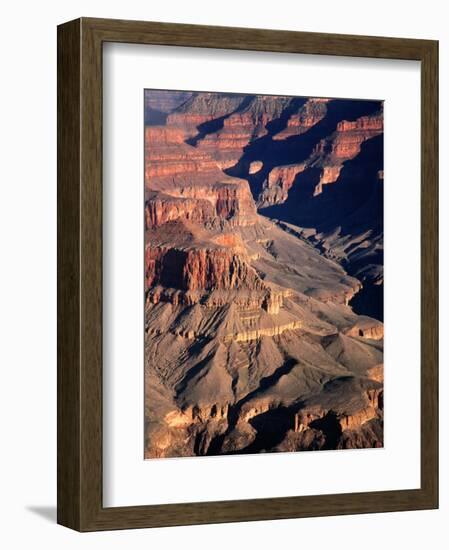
[144,90,384,458]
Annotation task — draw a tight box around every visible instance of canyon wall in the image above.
[144,90,384,458]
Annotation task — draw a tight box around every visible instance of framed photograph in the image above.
[57,17,438,531]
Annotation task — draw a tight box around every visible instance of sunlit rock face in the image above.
[272,98,329,140]
[144,90,384,459]
[311,112,384,194]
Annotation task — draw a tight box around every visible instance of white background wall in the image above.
[0,1,446,548]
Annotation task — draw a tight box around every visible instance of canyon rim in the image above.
[144,89,384,459]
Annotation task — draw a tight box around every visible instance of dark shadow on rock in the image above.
[206,357,297,456]
[174,337,214,397]
[186,95,255,146]
[309,411,343,450]
[145,107,168,126]
[260,133,384,320]
[264,97,308,136]
[225,98,382,200]
[243,407,294,453]
[261,133,383,230]
[349,282,384,321]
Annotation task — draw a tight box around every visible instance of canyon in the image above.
[144,89,384,458]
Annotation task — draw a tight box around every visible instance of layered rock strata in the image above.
[144,91,384,458]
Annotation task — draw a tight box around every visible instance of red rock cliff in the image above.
[145,244,263,292]
[273,98,329,140]
[311,111,383,193]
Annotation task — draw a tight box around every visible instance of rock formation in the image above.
[144,90,384,458]
[273,98,329,140]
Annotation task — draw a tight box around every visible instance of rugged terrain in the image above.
[144,90,384,459]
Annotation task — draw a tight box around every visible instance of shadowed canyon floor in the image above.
[144,90,384,459]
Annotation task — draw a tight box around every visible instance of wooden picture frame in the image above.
[57,17,438,531]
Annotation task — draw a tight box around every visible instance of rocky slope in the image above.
[144,90,384,458]
[221,96,384,320]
